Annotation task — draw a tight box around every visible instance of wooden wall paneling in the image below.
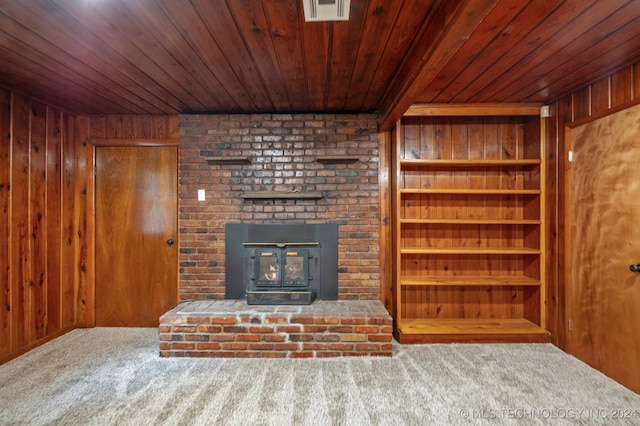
[466,118,483,319]
[468,118,487,297]
[104,116,122,138]
[513,119,528,320]
[484,119,501,317]
[451,119,470,317]
[590,78,611,115]
[545,101,559,346]
[83,121,95,327]
[501,119,519,281]
[0,88,10,358]
[421,119,438,319]
[420,119,434,319]
[391,125,400,318]
[61,116,81,328]
[46,106,62,335]
[435,119,453,318]
[124,115,141,138]
[611,68,633,107]
[30,101,48,340]
[378,129,393,314]
[0,90,97,363]
[71,115,89,326]
[402,118,421,319]
[150,116,178,139]
[555,94,575,348]
[525,116,544,325]
[11,94,32,348]
[573,87,591,121]
[89,115,108,139]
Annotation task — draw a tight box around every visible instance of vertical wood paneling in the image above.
[30,101,47,340]
[60,115,79,330]
[590,78,610,115]
[611,68,633,107]
[378,130,393,313]
[402,118,420,319]
[46,106,62,334]
[0,89,11,358]
[11,94,32,349]
[75,122,89,325]
[0,89,87,364]
[573,87,590,121]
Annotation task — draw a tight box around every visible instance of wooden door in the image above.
[568,104,640,393]
[95,146,178,327]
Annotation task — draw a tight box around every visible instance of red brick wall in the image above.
[178,113,380,301]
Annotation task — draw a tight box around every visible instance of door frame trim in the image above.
[90,138,178,147]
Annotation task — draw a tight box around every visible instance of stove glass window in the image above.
[284,250,308,287]
[256,251,280,287]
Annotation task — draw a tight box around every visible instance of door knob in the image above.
[167,238,175,246]
[630,264,640,273]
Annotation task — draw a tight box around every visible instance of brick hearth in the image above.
[160,300,393,358]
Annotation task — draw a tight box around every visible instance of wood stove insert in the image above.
[225,223,338,304]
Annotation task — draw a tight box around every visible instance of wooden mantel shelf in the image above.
[206,156,251,165]
[316,155,360,164]
[241,191,324,200]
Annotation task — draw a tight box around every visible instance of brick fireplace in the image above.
[178,113,381,301]
[161,113,392,358]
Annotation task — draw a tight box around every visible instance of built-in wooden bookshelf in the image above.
[393,104,549,343]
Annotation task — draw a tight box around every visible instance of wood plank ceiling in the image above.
[1,0,640,129]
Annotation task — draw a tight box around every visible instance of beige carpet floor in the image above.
[1,328,639,425]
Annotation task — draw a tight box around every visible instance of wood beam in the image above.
[405,103,542,117]
[378,0,499,130]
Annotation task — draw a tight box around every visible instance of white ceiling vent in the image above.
[303,0,350,22]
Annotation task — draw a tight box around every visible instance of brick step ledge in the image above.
[159,300,393,358]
